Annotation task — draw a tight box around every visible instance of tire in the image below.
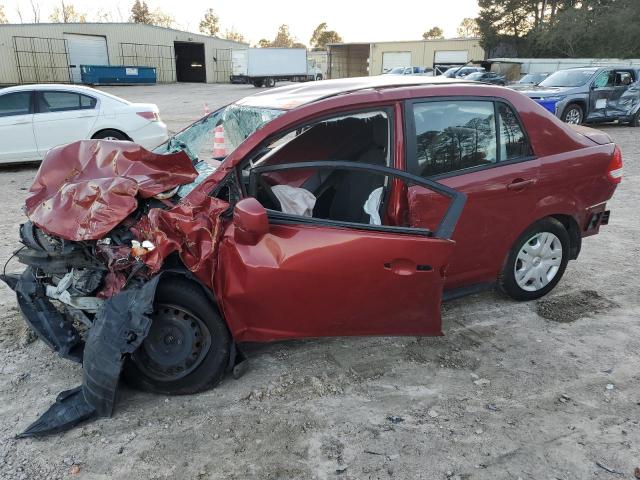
[561,103,584,125]
[92,129,129,141]
[123,277,231,395]
[315,74,323,81]
[264,77,276,88]
[631,109,640,127]
[499,218,571,301]
[252,79,264,87]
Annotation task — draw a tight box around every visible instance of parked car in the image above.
[442,66,485,78]
[510,72,549,87]
[515,66,640,125]
[384,66,434,76]
[2,76,621,437]
[0,84,168,163]
[465,71,507,85]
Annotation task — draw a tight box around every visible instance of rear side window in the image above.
[38,91,97,113]
[498,103,529,160]
[0,92,32,117]
[411,100,497,177]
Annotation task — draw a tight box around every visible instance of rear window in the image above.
[0,92,31,117]
[411,100,497,177]
[38,91,97,112]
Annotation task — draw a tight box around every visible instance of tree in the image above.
[310,22,343,50]
[271,24,296,48]
[199,8,219,36]
[130,0,152,24]
[30,0,40,22]
[0,5,8,23]
[256,38,271,48]
[423,26,444,39]
[223,28,246,43]
[477,0,533,53]
[150,8,173,28]
[457,17,480,37]
[49,1,87,22]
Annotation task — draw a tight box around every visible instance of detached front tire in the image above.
[499,218,570,301]
[123,277,230,395]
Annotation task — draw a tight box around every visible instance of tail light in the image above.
[607,145,623,184]
[136,111,159,121]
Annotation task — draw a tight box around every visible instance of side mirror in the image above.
[233,197,269,245]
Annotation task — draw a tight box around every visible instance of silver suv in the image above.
[515,66,640,126]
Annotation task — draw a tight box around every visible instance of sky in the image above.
[4,0,480,45]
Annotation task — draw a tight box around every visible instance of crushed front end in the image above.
[0,139,229,437]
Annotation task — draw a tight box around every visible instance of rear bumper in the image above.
[129,121,169,150]
[583,203,610,237]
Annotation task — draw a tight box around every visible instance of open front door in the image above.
[216,162,465,342]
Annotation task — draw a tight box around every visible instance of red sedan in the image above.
[2,76,621,436]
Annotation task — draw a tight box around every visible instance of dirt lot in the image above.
[0,84,639,480]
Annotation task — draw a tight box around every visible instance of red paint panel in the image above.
[215,223,455,342]
[408,159,542,288]
[26,140,197,241]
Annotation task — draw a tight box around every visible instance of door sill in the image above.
[442,282,496,302]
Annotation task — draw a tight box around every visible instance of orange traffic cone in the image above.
[213,125,226,158]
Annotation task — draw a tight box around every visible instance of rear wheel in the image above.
[561,103,584,125]
[499,218,570,301]
[92,129,129,141]
[123,277,230,395]
[631,109,640,127]
[264,77,276,88]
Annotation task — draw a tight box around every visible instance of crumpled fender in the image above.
[25,140,197,241]
[132,190,230,289]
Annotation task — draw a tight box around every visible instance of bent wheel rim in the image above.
[514,232,563,292]
[565,108,581,124]
[131,303,211,382]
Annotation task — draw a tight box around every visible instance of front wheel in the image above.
[123,277,230,395]
[315,74,323,81]
[561,103,584,125]
[499,218,570,301]
[264,77,276,88]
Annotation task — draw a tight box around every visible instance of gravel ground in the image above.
[0,84,638,480]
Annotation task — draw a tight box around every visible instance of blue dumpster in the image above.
[80,65,157,85]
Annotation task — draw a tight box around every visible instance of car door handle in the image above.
[507,178,536,191]
[384,259,432,275]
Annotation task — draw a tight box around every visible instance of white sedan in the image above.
[0,84,169,163]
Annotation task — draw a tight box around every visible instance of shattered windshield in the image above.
[155,103,284,196]
[539,69,597,87]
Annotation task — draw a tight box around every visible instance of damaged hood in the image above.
[25,140,198,241]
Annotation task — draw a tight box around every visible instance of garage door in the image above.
[434,50,468,64]
[382,52,411,73]
[64,34,109,83]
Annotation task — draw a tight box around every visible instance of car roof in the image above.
[236,75,469,110]
[0,83,130,104]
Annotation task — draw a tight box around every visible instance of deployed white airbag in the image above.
[272,185,316,217]
[364,187,384,225]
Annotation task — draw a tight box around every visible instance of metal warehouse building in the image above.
[0,23,247,85]
[327,38,485,78]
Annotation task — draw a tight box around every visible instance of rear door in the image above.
[0,91,38,163]
[588,69,614,120]
[606,69,637,118]
[217,162,465,342]
[404,98,541,290]
[33,90,99,154]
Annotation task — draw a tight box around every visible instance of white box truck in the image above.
[231,48,323,87]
